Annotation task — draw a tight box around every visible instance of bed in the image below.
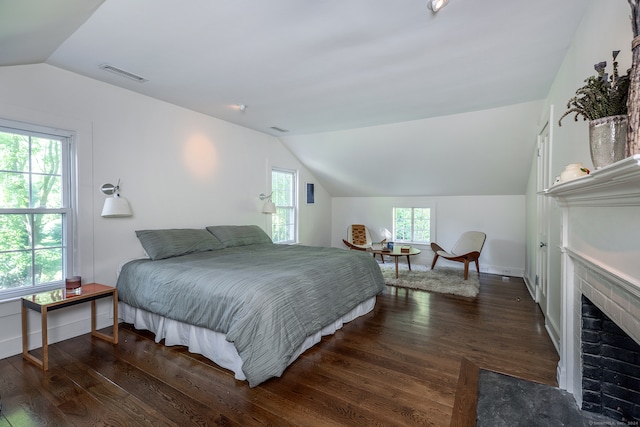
[116,225,385,387]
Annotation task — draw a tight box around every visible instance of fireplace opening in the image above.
[581,295,640,424]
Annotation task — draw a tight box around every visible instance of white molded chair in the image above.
[430,231,486,280]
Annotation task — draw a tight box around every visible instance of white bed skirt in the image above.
[119,296,376,382]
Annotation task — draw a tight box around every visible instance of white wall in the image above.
[280,101,543,198]
[545,3,633,177]
[524,0,634,351]
[333,195,525,276]
[0,64,331,359]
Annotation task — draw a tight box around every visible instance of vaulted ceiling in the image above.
[1,0,591,196]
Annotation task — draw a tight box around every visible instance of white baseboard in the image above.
[0,311,117,360]
[545,318,561,355]
[521,275,560,355]
[522,275,537,301]
[480,265,524,277]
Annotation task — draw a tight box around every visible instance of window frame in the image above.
[392,205,436,245]
[0,119,76,301]
[271,167,298,244]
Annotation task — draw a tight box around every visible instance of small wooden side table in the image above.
[22,283,118,370]
[371,247,422,279]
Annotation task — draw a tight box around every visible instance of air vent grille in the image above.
[270,126,289,133]
[99,64,148,82]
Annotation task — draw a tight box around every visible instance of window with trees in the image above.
[271,168,297,244]
[0,121,74,300]
[393,207,433,244]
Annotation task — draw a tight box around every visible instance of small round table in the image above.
[371,247,421,278]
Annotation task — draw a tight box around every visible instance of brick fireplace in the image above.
[546,155,640,422]
[581,295,640,421]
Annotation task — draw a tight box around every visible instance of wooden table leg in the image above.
[407,255,412,271]
[113,289,118,344]
[91,290,118,344]
[91,299,96,333]
[41,306,48,370]
[395,257,399,278]
[22,303,47,370]
[21,303,28,359]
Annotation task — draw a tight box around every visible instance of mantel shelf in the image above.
[543,154,640,207]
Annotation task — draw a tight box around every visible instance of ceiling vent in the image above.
[99,64,148,82]
[270,126,289,133]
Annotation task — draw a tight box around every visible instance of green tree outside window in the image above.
[393,207,431,243]
[0,128,67,291]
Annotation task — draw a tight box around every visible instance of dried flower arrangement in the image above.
[558,51,630,126]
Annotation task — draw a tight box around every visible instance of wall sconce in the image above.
[101,180,132,217]
[427,0,449,12]
[259,193,276,214]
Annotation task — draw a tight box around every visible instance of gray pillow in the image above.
[205,225,272,248]
[135,228,224,260]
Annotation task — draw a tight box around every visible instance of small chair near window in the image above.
[430,231,486,280]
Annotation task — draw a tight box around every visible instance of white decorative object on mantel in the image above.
[544,154,640,408]
[559,163,589,183]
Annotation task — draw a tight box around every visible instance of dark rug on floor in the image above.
[476,370,616,427]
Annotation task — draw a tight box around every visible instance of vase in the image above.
[588,115,627,169]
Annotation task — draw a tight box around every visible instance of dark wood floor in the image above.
[0,274,559,426]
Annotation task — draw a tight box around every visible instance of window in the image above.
[271,168,297,244]
[0,121,74,300]
[393,207,433,244]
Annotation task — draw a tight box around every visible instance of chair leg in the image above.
[463,261,469,280]
[431,254,439,270]
[475,259,480,273]
[371,253,385,263]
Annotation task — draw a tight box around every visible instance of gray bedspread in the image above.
[116,244,385,386]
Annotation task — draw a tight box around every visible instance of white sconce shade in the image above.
[101,180,132,217]
[259,192,276,214]
[262,200,276,214]
[102,194,132,217]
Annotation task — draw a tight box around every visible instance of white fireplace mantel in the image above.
[545,154,640,207]
[545,154,640,406]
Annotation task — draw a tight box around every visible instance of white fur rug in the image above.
[378,262,480,298]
